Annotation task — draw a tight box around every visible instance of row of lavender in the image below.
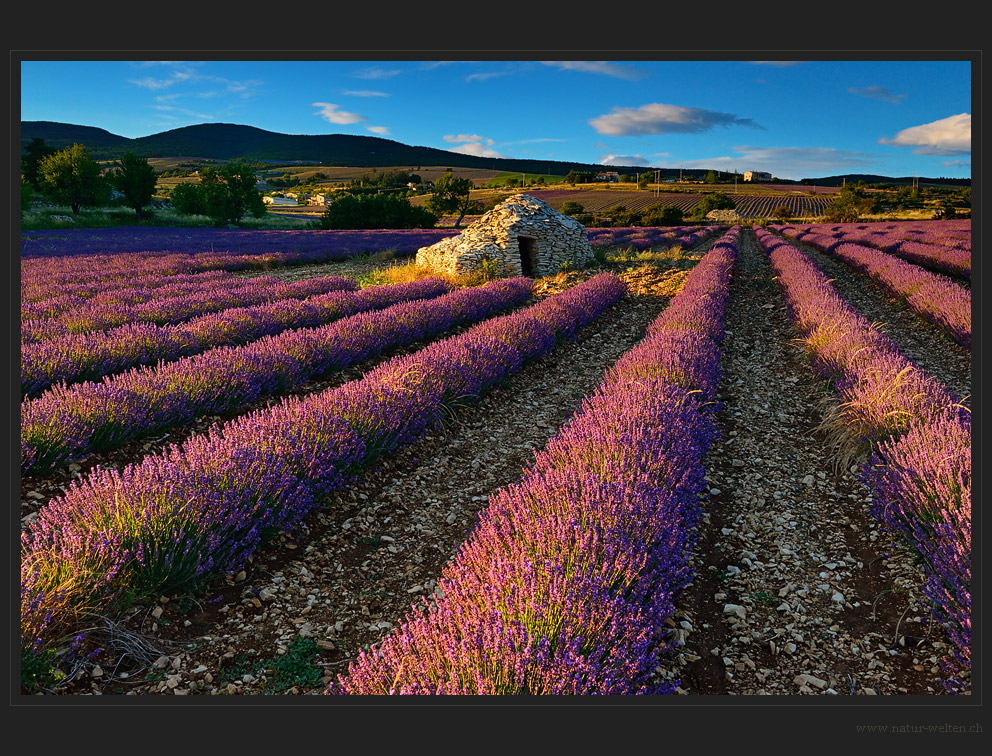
[22,274,359,344]
[21,273,627,660]
[23,279,445,398]
[798,219,971,250]
[21,277,530,476]
[772,222,971,280]
[770,227,971,349]
[330,228,740,694]
[24,269,243,320]
[586,224,725,251]
[20,228,462,303]
[754,227,971,692]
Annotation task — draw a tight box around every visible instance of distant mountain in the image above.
[19,121,971,187]
[19,120,667,177]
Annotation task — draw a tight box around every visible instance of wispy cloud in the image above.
[541,61,646,80]
[465,70,512,83]
[366,125,391,135]
[312,102,368,125]
[351,66,402,80]
[879,113,971,155]
[128,62,261,98]
[589,103,763,136]
[849,85,906,104]
[342,89,389,97]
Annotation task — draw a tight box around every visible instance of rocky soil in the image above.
[21,228,970,697]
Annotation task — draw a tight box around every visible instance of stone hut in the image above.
[415,194,593,278]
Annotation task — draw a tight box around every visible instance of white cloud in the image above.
[589,103,763,136]
[366,125,391,135]
[879,113,971,155]
[343,89,389,97]
[446,141,505,158]
[312,102,368,125]
[849,85,906,104]
[599,154,652,167]
[540,61,646,80]
[127,63,260,98]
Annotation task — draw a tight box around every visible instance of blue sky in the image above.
[19,58,972,181]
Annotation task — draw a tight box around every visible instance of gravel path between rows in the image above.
[650,229,965,695]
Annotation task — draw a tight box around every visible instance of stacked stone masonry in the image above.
[415,194,594,278]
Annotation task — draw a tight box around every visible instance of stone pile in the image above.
[416,194,593,278]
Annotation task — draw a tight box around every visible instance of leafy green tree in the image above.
[642,203,683,226]
[559,200,585,216]
[689,191,735,220]
[637,173,651,190]
[771,204,793,221]
[22,137,58,190]
[21,175,34,216]
[822,184,880,222]
[198,159,267,225]
[168,182,209,216]
[108,152,158,219]
[37,143,109,215]
[704,170,718,184]
[425,173,474,228]
[316,192,438,229]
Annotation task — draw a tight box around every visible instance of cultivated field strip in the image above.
[21,278,457,398]
[762,232,971,405]
[21,278,533,476]
[756,228,970,690]
[587,224,724,251]
[662,229,954,696]
[771,229,971,349]
[20,274,627,660]
[22,270,242,319]
[774,222,971,279]
[329,229,738,694]
[21,275,359,344]
[524,189,832,219]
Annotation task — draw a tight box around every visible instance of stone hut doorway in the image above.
[518,236,538,277]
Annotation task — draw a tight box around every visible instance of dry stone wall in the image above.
[416,194,594,278]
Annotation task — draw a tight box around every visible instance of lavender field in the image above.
[19,220,971,697]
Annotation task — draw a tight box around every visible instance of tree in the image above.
[822,185,880,222]
[315,192,438,229]
[771,204,793,221]
[198,159,267,225]
[642,203,683,226]
[559,200,585,216]
[425,173,474,228]
[689,191,735,220]
[37,143,109,215]
[108,152,158,219]
[21,137,57,190]
[637,173,651,190]
[169,181,209,216]
[704,170,718,184]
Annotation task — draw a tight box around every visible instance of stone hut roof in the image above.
[416,194,593,278]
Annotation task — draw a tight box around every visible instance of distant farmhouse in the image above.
[744,171,772,182]
[595,171,620,182]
